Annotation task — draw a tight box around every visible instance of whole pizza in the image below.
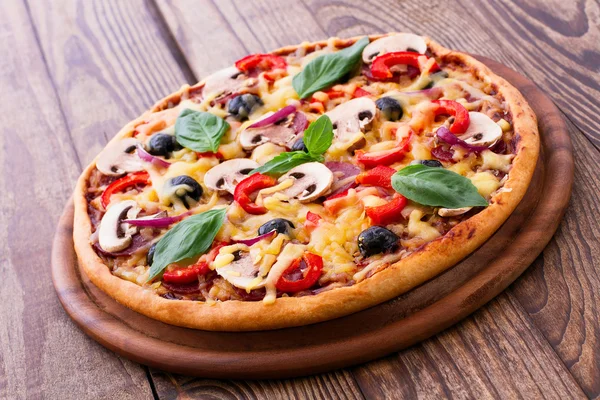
[73,33,539,331]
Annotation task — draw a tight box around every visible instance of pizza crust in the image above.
[73,35,539,331]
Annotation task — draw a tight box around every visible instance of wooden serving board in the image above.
[51,57,573,379]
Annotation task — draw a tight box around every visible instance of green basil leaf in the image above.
[391,165,488,208]
[252,151,320,176]
[292,36,369,99]
[175,109,230,152]
[303,115,333,156]
[147,208,227,281]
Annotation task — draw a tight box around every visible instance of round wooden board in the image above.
[52,57,573,379]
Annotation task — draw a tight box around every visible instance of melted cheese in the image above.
[408,210,441,241]
[264,243,307,304]
[470,171,501,198]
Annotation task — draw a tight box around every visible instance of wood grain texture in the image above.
[0,1,154,399]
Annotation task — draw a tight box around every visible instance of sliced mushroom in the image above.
[278,162,333,203]
[204,158,259,194]
[202,66,246,98]
[362,33,427,63]
[438,207,472,217]
[325,97,376,147]
[239,120,297,150]
[98,200,141,253]
[215,250,266,290]
[96,138,144,176]
[458,112,503,147]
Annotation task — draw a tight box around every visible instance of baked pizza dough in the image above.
[73,34,539,331]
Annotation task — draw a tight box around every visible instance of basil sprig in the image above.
[175,109,230,152]
[292,37,369,99]
[391,165,488,209]
[252,115,333,175]
[147,208,227,281]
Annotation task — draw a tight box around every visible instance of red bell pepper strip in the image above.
[365,194,407,226]
[353,87,371,98]
[235,54,287,72]
[101,171,150,208]
[233,173,277,215]
[304,211,323,232]
[355,165,396,189]
[325,181,359,201]
[355,134,412,168]
[431,100,470,134]
[275,252,324,292]
[370,52,440,80]
[162,241,226,284]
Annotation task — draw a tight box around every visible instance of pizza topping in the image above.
[292,37,369,99]
[234,173,277,214]
[228,94,263,121]
[239,117,298,150]
[162,175,203,209]
[356,165,396,189]
[235,54,287,73]
[391,164,488,208]
[431,100,470,134]
[258,218,295,236]
[325,161,361,197]
[410,159,443,168]
[355,132,412,168]
[146,133,180,157]
[201,66,245,97]
[98,200,141,253]
[96,138,144,176]
[147,208,227,281]
[163,260,210,284]
[365,194,408,226]
[278,162,334,202]
[101,171,150,208]
[124,211,190,228]
[357,226,399,257]
[458,112,503,147]
[204,158,259,194]
[290,137,308,152]
[325,97,376,145]
[175,109,231,153]
[136,144,171,168]
[275,252,324,293]
[214,247,267,291]
[370,52,441,80]
[362,33,427,63]
[438,207,472,217]
[375,97,403,121]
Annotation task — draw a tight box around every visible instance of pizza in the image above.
[73,33,539,331]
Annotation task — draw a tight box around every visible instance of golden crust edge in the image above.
[72,34,540,331]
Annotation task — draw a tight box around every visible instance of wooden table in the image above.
[2,0,598,398]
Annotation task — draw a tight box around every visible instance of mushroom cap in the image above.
[202,66,245,98]
[98,200,141,253]
[325,97,376,142]
[203,158,259,194]
[239,121,297,150]
[438,206,472,217]
[362,33,427,63]
[96,138,144,176]
[459,112,503,147]
[215,251,266,290]
[278,162,334,203]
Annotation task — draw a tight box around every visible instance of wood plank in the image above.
[150,371,365,400]
[0,1,154,399]
[26,0,192,165]
[460,0,600,150]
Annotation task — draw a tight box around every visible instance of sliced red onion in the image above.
[401,87,443,98]
[125,211,191,228]
[94,234,151,257]
[436,126,489,152]
[137,144,171,168]
[248,105,296,128]
[291,111,308,134]
[325,162,360,178]
[233,230,277,246]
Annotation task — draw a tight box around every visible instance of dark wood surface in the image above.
[50,58,573,381]
[2,0,598,398]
